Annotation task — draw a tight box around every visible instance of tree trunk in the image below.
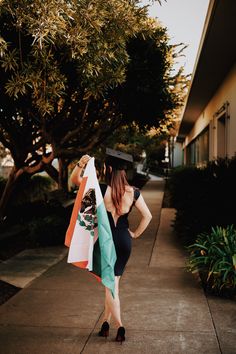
[0,166,20,220]
[44,163,59,184]
[0,157,56,219]
[58,158,69,192]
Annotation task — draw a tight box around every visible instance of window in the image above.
[186,140,196,165]
[213,102,230,159]
[217,113,227,158]
[186,127,209,166]
[198,128,209,163]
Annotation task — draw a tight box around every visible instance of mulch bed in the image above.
[0,280,21,306]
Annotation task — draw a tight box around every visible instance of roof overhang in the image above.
[178,0,236,137]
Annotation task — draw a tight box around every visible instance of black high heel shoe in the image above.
[115,326,125,344]
[98,321,110,338]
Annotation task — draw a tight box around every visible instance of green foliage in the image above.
[187,225,236,295]
[9,175,55,206]
[103,124,146,161]
[169,157,236,245]
[0,0,187,156]
[146,146,166,174]
[114,30,187,129]
[100,123,166,162]
[0,0,148,113]
[28,214,67,246]
[0,0,188,214]
[0,36,8,57]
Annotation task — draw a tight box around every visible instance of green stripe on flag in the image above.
[92,238,102,277]
[97,202,117,297]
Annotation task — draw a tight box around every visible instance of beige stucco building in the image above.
[177,0,236,166]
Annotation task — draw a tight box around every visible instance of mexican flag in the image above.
[65,157,116,296]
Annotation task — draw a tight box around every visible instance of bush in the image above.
[27,214,68,247]
[130,172,149,189]
[187,225,236,296]
[10,174,55,206]
[5,198,64,226]
[1,174,59,226]
[169,157,236,244]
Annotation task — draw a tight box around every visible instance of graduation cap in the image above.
[105,148,133,170]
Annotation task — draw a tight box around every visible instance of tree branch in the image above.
[44,163,59,183]
[56,116,122,158]
[61,99,90,145]
[28,137,46,153]
[19,151,55,176]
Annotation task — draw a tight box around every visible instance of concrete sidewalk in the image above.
[0,247,67,288]
[0,180,235,354]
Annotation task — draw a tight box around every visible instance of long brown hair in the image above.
[105,165,129,215]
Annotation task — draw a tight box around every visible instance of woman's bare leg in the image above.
[104,276,122,328]
[103,295,112,323]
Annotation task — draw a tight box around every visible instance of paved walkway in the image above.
[0,181,235,353]
[0,247,67,288]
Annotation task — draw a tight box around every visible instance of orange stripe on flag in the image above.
[91,273,102,282]
[72,261,88,268]
[64,177,88,247]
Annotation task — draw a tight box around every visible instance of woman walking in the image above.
[70,150,152,343]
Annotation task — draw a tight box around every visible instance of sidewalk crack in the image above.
[205,296,223,354]
[148,200,164,266]
[80,310,103,353]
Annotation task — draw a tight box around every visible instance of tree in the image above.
[102,123,167,166]
[0,0,188,216]
[0,0,149,215]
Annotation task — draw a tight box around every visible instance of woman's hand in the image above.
[71,155,91,186]
[129,230,137,239]
[77,155,91,168]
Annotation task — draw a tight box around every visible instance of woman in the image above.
[70,152,152,343]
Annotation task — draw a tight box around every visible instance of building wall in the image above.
[172,141,183,167]
[183,62,236,163]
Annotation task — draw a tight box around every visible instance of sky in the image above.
[141,0,210,75]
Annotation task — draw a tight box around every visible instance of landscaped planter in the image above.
[187,225,236,298]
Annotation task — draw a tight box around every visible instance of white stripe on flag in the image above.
[67,158,101,269]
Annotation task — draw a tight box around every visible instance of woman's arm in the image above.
[70,155,91,186]
[129,194,152,238]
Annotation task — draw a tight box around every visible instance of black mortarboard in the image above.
[105,148,133,170]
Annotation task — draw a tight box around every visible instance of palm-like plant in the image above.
[187,225,236,294]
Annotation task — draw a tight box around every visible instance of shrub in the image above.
[10,174,55,206]
[130,172,149,189]
[2,174,58,226]
[187,225,236,296]
[169,157,236,244]
[27,214,68,247]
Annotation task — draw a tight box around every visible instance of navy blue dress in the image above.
[100,184,140,276]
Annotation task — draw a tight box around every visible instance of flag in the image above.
[65,157,116,296]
